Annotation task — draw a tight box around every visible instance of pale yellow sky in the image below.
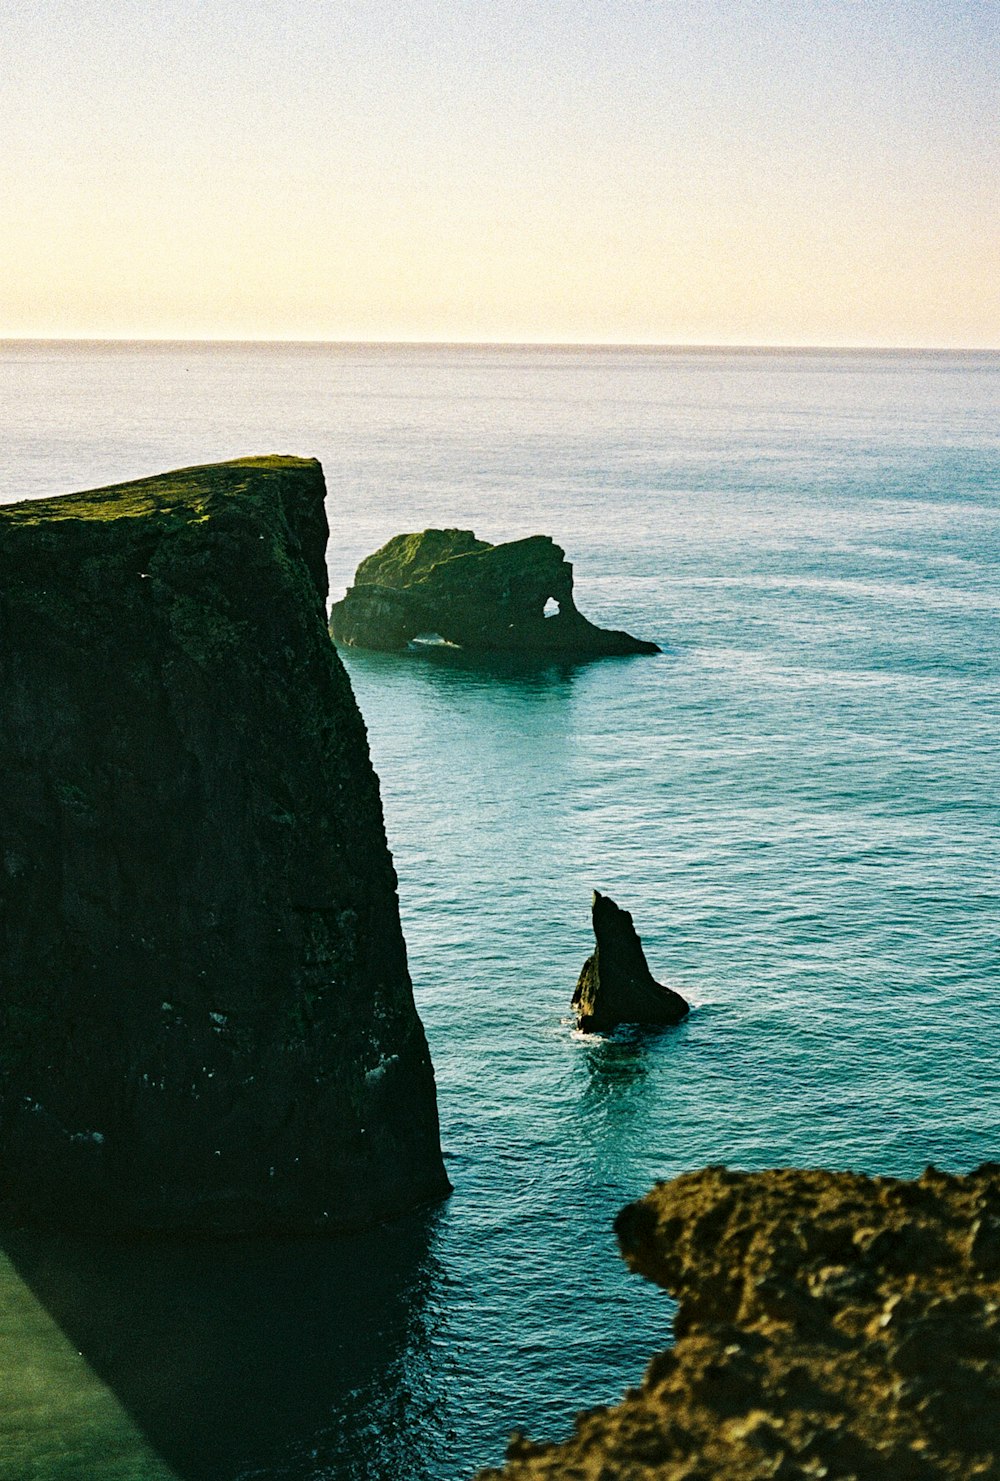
[3,0,998,346]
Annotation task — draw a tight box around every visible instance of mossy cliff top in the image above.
[0,455,330,605]
[0,457,448,1234]
[354,526,492,588]
[4,455,314,525]
[479,1162,1000,1480]
[330,527,659,656]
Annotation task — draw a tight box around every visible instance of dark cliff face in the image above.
[0,456,449,1233]
[329,528,660,655]
[478,1163,1000,1480]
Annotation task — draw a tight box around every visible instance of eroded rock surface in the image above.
[572,892,689,1032]
[329,528,659,656]
[0,456,449,1233]
[477,1163,1000,1480]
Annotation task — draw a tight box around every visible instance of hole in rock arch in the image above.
[408,632,457,649]
[543,597,560,618]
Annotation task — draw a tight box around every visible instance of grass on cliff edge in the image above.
[354,528,493,589]
[0,457,318,526]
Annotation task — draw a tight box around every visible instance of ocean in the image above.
[1,342,998,1480]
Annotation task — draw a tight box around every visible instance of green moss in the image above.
[355,528,491,588]
[0,457,317,529]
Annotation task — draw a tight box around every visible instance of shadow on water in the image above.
[575,1031,659,1147]
[341,642,657,697]
[579,1030,653,1097]
[574,1023,692,1159]
[2,1206,448,1481]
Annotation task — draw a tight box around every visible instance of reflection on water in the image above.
[579,1029,652,1095]
[2,1210,445,1481]
[342,644,589,698]
[574,1024,687,1188]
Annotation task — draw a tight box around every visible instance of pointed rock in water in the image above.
[0,456,449,1234]
[328,527,659,656]
[572,892,689,1032]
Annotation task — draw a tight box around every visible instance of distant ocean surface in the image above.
[1,342,998,1480]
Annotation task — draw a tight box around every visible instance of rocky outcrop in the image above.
[477,1162,1000,1480]
[572,892,689,1032]
[328,528,659,656]
[0,456,449,1233]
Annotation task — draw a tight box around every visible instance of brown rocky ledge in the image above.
[477,1163,1000,1480]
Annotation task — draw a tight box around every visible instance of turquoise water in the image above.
[1,343,998,1478]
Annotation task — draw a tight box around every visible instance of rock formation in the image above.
[478,1162,1000,1480]
[0,456,449,1233]
[572,892,689,1032]
[328,528,659,656]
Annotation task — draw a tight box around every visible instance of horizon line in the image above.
[2,335,998,355]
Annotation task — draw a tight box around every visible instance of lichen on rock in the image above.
[477,1162,1000,1479]
[329,528,659,656]
[0,456,449,1233]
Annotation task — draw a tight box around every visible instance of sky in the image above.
[2,0,998,345]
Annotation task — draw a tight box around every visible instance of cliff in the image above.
[478,1163,1000,1479]
[329,528,659,655]
[0,456,449,1233]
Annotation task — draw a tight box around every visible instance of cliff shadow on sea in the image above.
[340,640,641,691]
[0,1210,444,1481]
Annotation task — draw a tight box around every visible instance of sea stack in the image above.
[329,527,659,656]
[572,891,689,1031]
[0,456,449,1233]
